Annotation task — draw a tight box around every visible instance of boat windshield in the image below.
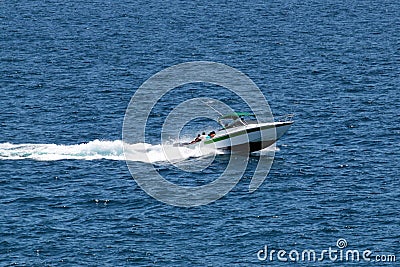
[218,113,256,129]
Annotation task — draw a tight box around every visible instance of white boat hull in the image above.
[188,121,292,153]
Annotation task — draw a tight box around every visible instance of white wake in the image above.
[0,139,217,162]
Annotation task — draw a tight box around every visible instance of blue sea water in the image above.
[1,0,399,266]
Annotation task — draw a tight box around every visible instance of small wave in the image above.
[251,146,279,156]
[124,142,217,163]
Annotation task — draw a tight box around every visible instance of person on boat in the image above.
[199,132,207,141]
[210,131,216,138]
[206,131,216,139]
[190,134,201,144]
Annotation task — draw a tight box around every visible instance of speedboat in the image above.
[176,112,293,153]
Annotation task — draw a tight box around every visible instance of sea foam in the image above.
[0,139,216,162]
